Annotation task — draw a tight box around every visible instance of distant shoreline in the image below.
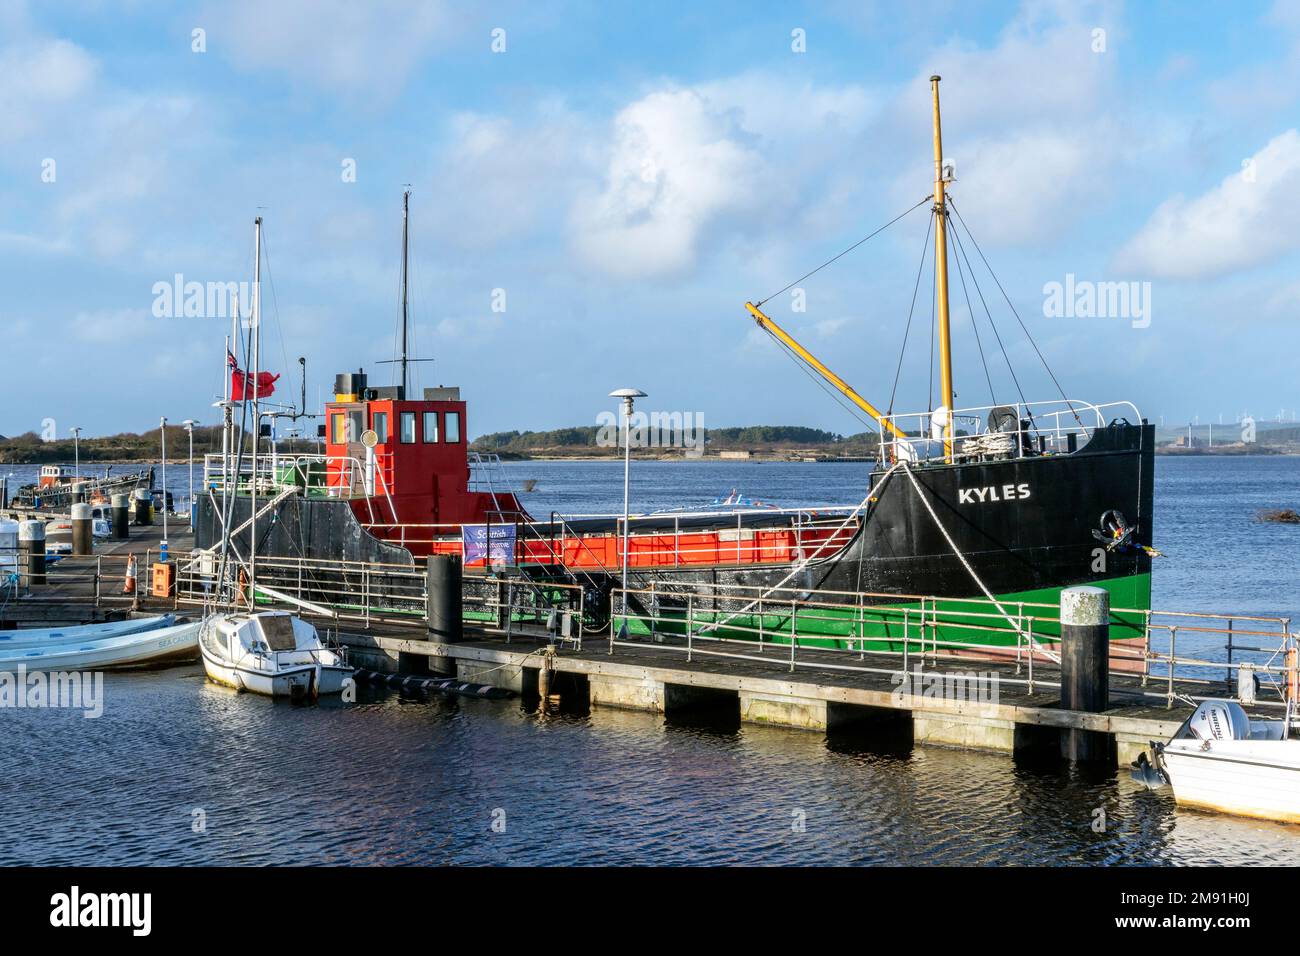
[3,445,1297,467]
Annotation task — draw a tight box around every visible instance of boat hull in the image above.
[197,422,1155,650]
[199,649,315,697]
[0,621,199,671]
[0,615,175,650]
[1163,741,1300,825]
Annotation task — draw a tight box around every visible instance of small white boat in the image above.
[1138,699,1300,825]
[199,610,352,699]
[0,615,175,649]
[0,620,200,671]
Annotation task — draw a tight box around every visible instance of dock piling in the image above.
[133,488,152,526]
[1059,585,1111,762]
[427,554,463,643]
[111,493,130,539]
[71,502,92,555]
[18,520,45,586]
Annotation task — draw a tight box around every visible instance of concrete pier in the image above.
[335,627,1198,767]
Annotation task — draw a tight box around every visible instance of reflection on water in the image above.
[2,663,1297,866]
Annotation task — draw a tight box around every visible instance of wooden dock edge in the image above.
[338,629,1184,766]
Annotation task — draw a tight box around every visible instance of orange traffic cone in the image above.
[122,553,137,595]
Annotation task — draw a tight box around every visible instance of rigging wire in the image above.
[948,197,1082,426]
[948,222,1030,413]
[949,217,997,407]
[888,210,935,415]
[256,224,293,410]
[754,195,933,308]
[762,327,878,433]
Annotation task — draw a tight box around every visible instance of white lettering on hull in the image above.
[957,483,1031,505]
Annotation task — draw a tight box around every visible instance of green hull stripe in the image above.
[621,573,1152,652]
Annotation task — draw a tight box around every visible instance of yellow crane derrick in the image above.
[743,301,910,443]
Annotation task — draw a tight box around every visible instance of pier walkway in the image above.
[336,619,1250,765]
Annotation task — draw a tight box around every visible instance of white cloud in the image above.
[428,107,592,249]
[885,2,1127,245]
[813,317,850,338]
[1117,130,1300,279]
[0,36,97,142]
[567,76,875,280]
[206,0,458,99]
[945,129,1096,245]
[69,307,151,345]
[571,88,769,279]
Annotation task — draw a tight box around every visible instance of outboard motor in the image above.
[1185,700,1250,742]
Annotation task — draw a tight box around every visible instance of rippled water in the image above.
[2,455,1298,865]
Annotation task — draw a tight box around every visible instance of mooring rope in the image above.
[690,462,901,636]
[897,462,1061,665]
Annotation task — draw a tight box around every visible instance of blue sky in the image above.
[3,0,1299,440]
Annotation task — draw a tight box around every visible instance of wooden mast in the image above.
[930,75,955,461]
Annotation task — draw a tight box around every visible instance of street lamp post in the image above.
[159,416,168,552]
[608,388,646,632]
[70,427,81,478]
[182,419,197,529]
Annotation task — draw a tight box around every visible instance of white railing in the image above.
[877,399,1142,464]
[201,452,398,525]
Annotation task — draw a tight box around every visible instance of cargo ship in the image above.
[196,77,1156,651]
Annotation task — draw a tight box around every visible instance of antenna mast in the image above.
[930,75,955,461]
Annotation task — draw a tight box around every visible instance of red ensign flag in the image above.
[228,350,279,400]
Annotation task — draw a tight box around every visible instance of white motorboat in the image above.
[199,610,352,699]
[0,615,175,650]
[1136,699,1300,825]
[0,619,200,671]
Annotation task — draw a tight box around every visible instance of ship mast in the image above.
[930,75,955,461]
[250,215,262,600]
[400,188,410,397]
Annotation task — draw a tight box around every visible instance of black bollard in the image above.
[111,493,130,540]
[133,488,152,526]
[18,520,45,586]
[1060,585,1111,762]
[427,554,463,643]
[70,502,92,556]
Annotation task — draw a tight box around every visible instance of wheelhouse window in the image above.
[444,411,461,443]
[423,411,438,443]
[372,411,388,443]
[331,413,348,444]
[400,411,417,444]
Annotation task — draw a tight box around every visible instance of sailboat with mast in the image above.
[195,78,1156,653]
[198,216,352,699]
